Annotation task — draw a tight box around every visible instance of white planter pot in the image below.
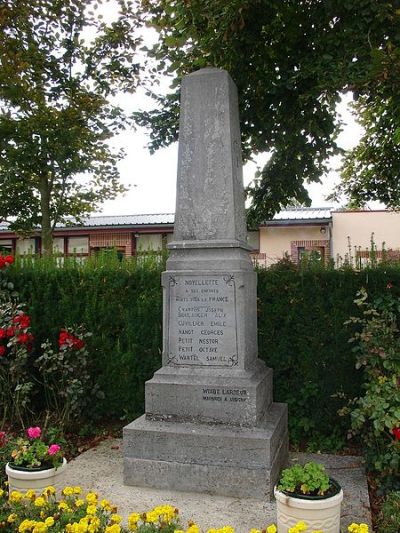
[274,484,343,533]
[6,458,67,495]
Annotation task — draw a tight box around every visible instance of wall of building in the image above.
[332,211,400,264]
[259,225,330,266]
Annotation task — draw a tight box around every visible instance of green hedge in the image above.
[7,258,400,447]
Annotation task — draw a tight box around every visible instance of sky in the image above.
[99,87,364,217]
[98,18,365,217]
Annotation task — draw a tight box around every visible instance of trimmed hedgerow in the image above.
[7,257,400,447]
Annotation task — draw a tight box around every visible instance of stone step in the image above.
[123,403,288,499]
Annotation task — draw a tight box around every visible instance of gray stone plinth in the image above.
[145,362,272,427]
[123,403,288,499]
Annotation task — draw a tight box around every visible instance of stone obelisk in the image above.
[123,68,288,499]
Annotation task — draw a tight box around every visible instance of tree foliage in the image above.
[137,0,400,222]
[0,0,141,253]
[331,44,400,208]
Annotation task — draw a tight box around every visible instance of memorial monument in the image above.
[123,68,288,499]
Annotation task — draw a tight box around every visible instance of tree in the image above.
[137,0,400,223]
[331,45,400,207]
[0,0,141,254]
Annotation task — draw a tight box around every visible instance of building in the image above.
[1,208,399,267]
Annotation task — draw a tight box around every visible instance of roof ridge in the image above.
[85,213,175,219]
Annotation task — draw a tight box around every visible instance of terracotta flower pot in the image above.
[6,458,67,494]
[274,479,343,533]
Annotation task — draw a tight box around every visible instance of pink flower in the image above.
[27,426,41,439]
[48,444,61,456]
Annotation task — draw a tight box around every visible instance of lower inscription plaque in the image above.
[166,273,238,367]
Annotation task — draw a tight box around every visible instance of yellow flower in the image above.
[288,527,299,533]
[34,497,46,508]
[86,492,98,505]
[146,511,159,524]
[266,526,277,533]
[25,489,36,500]
[249,529,260,533]
[63,487,75,497]
[296,522,308,532]
[110,514,122,524]
[0,488,4,498]
[32,522,47,533]
[86,504,97,516]
[45,518,54,527]
[74,486,82,494]
[359,525,369,533]
[88,516,100,532]
[75,499,85,508]
[105,526,121,533]
[187,524,200,533]
[7,513,18,523]
[58,501,70,511]
[43,487,56,497]
[100,499,112,511]
[19,519,36,532]
[175,530,185,533]
[128,513,141,531]
[220,527,234,533]
[348,524,360,533]
[67,523,87,533]
[10,490,24,503]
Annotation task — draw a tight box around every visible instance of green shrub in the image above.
[5,256,400,450]
[377,491,400,533]
[344,287,400,491]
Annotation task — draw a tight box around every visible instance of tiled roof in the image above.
[266,207,333,224]
[0,208,332,232]
[64,213,175,228]
[272,207,332,220]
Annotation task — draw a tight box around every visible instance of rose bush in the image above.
[343,287,400,492]
[0,255,101,431]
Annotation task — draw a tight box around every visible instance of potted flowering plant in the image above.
[274,462,343,533]
[3,426,67,493]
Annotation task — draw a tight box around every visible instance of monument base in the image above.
[123,402,288,499]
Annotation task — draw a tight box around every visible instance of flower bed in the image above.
[0,485,370,533]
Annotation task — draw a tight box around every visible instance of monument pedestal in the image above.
[123,68,288,499]
[124,403,288,499]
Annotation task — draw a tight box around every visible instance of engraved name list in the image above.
[167,274,238,367]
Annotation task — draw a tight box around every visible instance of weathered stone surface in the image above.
[124,403,288,499]
[161,269,258,370]
[173,68,247,245]
[145,362,272,427]
[123,68,288,499]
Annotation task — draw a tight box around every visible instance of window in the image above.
[0,239,13,254]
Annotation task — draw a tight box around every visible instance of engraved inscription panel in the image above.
[167,274,238,367]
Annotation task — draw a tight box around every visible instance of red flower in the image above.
[6,327,15,337]
[4,255,14,265]
[0,346,6,356]
[0,328,6,339]
[0,257,5,269]
[0,431,6,446]
[17,332,34,345]
[392,427,400,441]
[58,330,85,350]
[13,313,30,329]
[73,338,85,350]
